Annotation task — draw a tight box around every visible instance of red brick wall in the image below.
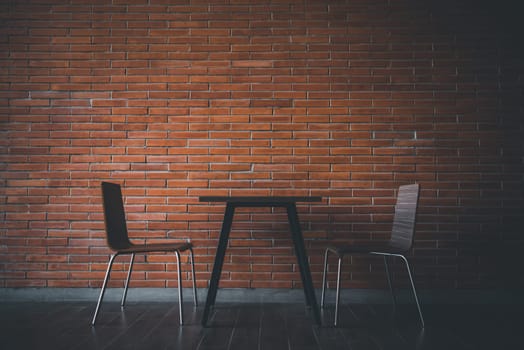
[1,0,523,291]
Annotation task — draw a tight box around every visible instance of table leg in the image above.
[287,206,312,306]
[286,204,321,325]
[201,203,235,326]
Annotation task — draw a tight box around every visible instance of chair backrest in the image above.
[101,182,132,251]
[389,183,420,252]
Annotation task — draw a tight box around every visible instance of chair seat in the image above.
[115,242,192,254]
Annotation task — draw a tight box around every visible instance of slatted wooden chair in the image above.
[91,182,198,326]
[320,183,424,327]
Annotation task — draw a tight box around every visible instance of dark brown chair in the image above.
[321,183,424,327]
[91,182,197,326]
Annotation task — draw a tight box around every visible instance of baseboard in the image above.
[1,287,522,305]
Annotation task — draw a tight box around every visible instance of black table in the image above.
[199,196,322,326]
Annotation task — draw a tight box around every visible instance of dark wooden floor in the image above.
[0,300,521,349]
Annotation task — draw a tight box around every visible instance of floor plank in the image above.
[0,301,522,350]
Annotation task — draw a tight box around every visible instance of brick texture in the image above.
[1,0,523,291]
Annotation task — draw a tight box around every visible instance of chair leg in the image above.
[189,247,198,306]
[321,249,344,327]
[334,256,342,327]
[320,248,331,308]
[383,255,397,309]
[175,250,184,325]
[91,253,118,326]
[121,253,135,307]
[399,255,425,328]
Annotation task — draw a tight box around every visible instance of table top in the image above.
[199,196,322,204]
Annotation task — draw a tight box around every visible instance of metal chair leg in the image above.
[334,256,342,327]
[399,255,425,328]
[321,248,344,327]
[91,253,118,326]
[383,255,397,308]
[189,247,198,306]
[175,250,184,325]
[320,248,331,308]
[121,253,135,307]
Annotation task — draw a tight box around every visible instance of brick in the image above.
[1,0,523,291]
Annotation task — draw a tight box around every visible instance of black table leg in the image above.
[286,204,321,325]
[201,203,235,326]
[286,205,312,306]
